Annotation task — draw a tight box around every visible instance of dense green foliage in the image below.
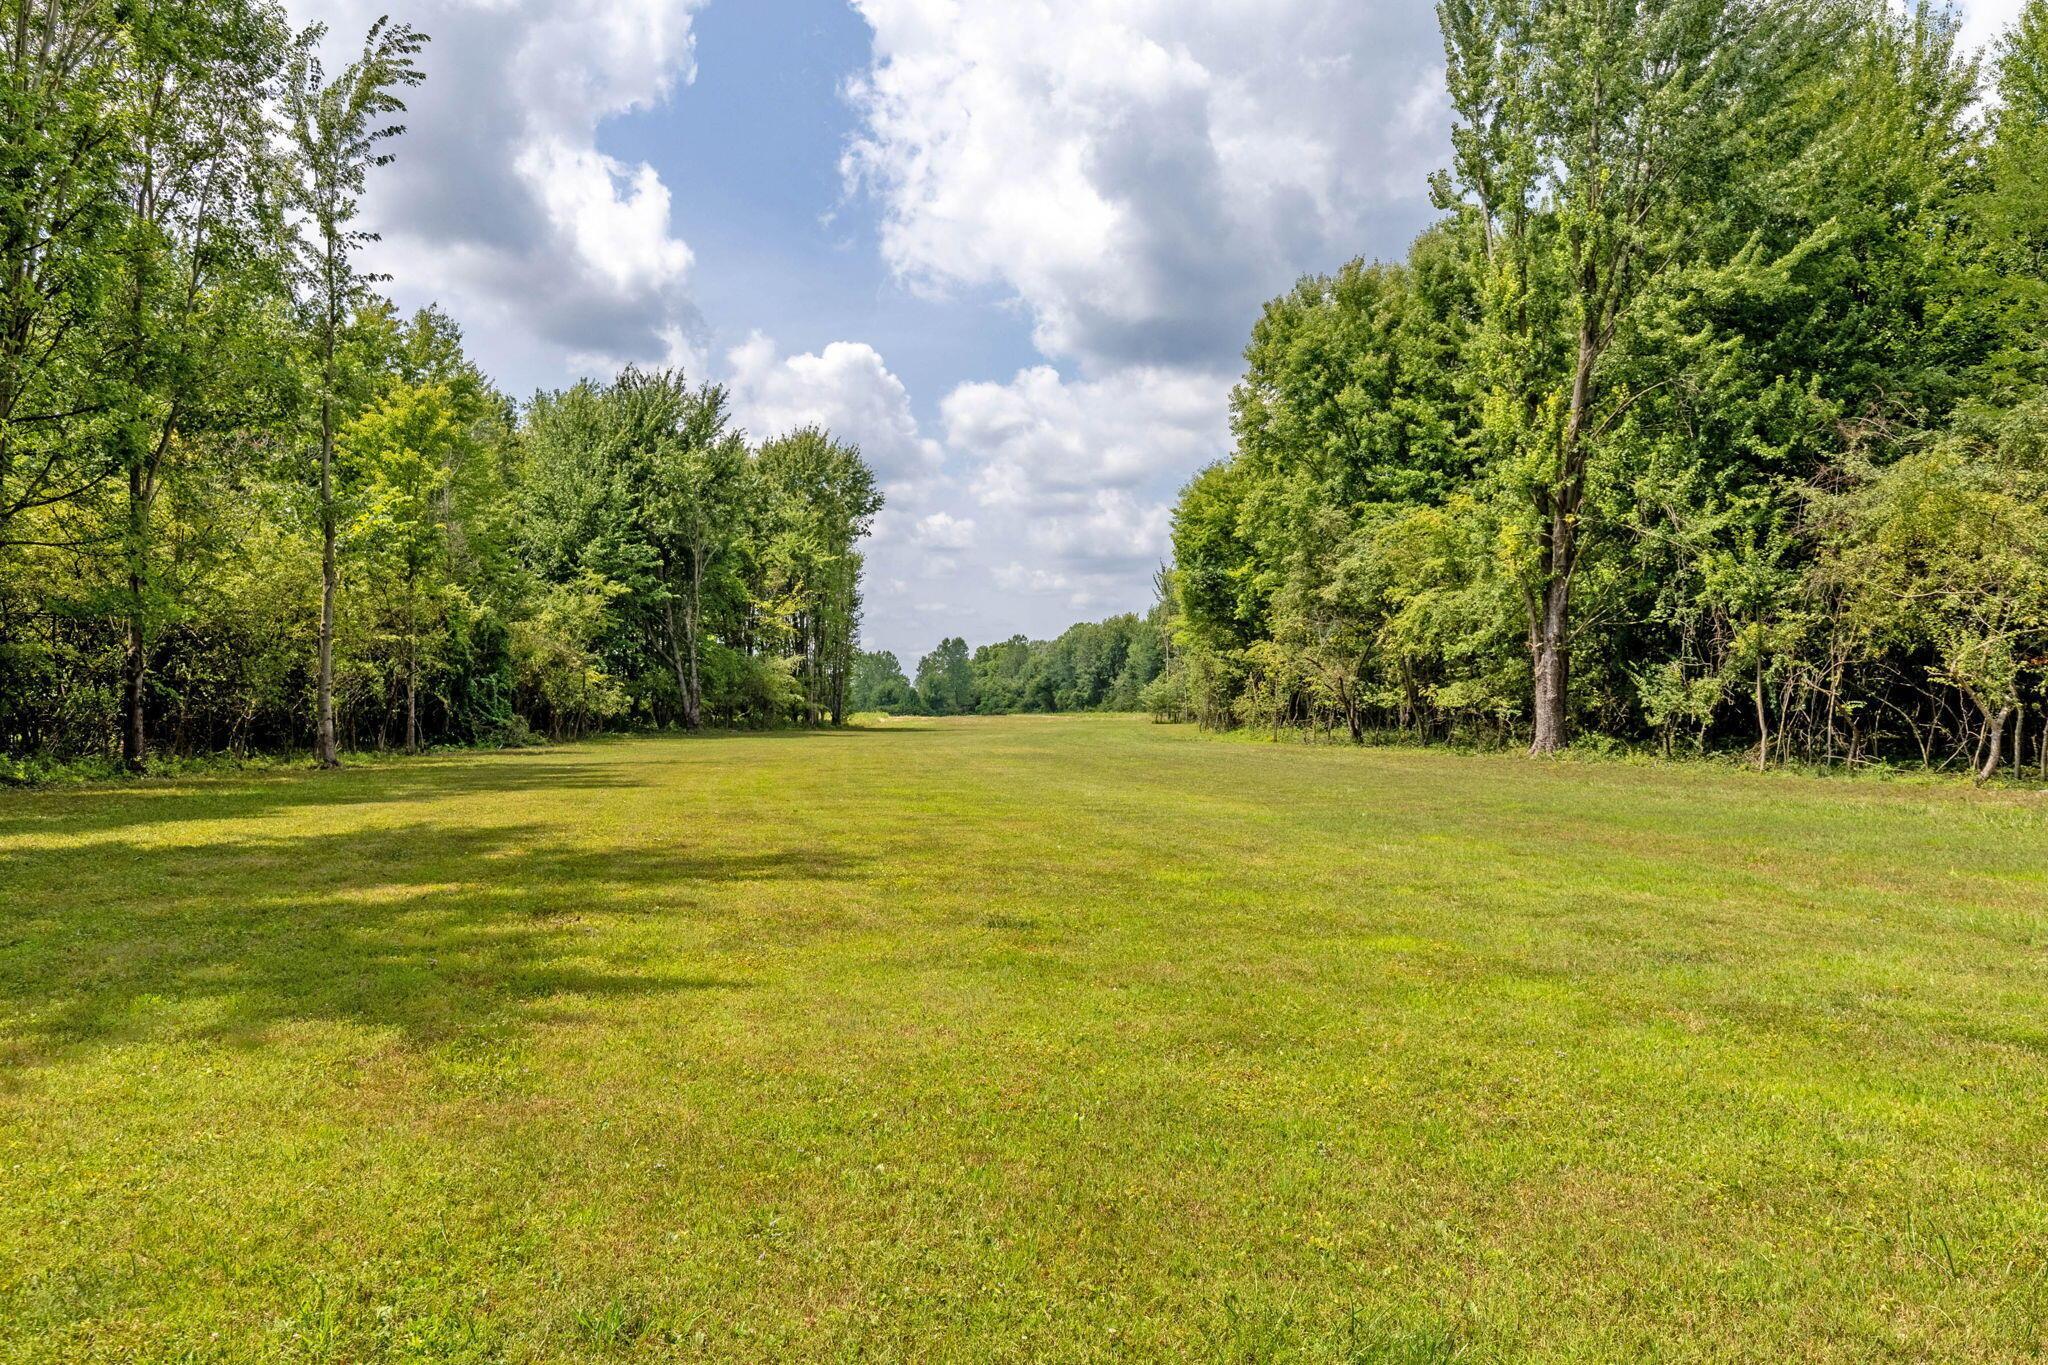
[854,610,1169,716]
[1164,0,2048,777]
[0,0,880,774]
[7,716,2047,1358]
[12,0,2047,782]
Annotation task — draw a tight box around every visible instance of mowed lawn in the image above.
[3,718,2046,1362]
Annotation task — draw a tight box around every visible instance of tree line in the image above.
[0,0,880,777]
[850,608,1169,717]
[1160,0,2048,778]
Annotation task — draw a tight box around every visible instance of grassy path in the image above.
[3,716,2046,1361]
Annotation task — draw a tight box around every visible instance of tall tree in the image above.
[915,637,973,716]
[757,427,880,725]
[849,648,917,713]
[108,0,286,769]
[1435,0,1836,750]
[341,379,477,751]
[281,14,424,767]
[638,372,749,731]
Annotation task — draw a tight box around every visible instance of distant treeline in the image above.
[1158,0,2048,778]
[0,4,878,776]
[852,611,1170,716]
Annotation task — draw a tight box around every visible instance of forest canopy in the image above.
[5,0,2048,782]
[1154,0,2048,778]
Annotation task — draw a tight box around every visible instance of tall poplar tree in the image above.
[282,14,423,767]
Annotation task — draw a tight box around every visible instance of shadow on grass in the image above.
[0,727,938,839]
[0,752,642,842]
[0,798,871,1074]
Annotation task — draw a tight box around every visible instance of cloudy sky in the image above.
[291,0,2028,665]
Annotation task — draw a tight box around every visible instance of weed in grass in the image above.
[572,1297,648,1352]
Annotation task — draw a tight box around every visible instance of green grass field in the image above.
[4,716,2047,1362]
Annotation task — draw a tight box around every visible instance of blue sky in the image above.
[606,0,1042,406]
[295,0,2027,667]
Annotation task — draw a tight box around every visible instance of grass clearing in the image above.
[3,714,2047,1361]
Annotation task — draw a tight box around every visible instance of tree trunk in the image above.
[684,554,704,729]
[1977,704,2014,784]
[317,388,339,768]
[1529,575,1571,755]
[316,248,340,770]
[405,649,419,753]
[1528,306,1597,757]
[1753,659,1770,772]
[661,569,704,732]
[1823,651,1847,764]
[1775,668,1799,766]
[122,461,147,772]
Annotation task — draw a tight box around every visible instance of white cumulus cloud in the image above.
[912,511,979,550]
[940,363,1228,510]
[288,0,708,382]
[723,333,943,483]
[844,0,1448,369]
